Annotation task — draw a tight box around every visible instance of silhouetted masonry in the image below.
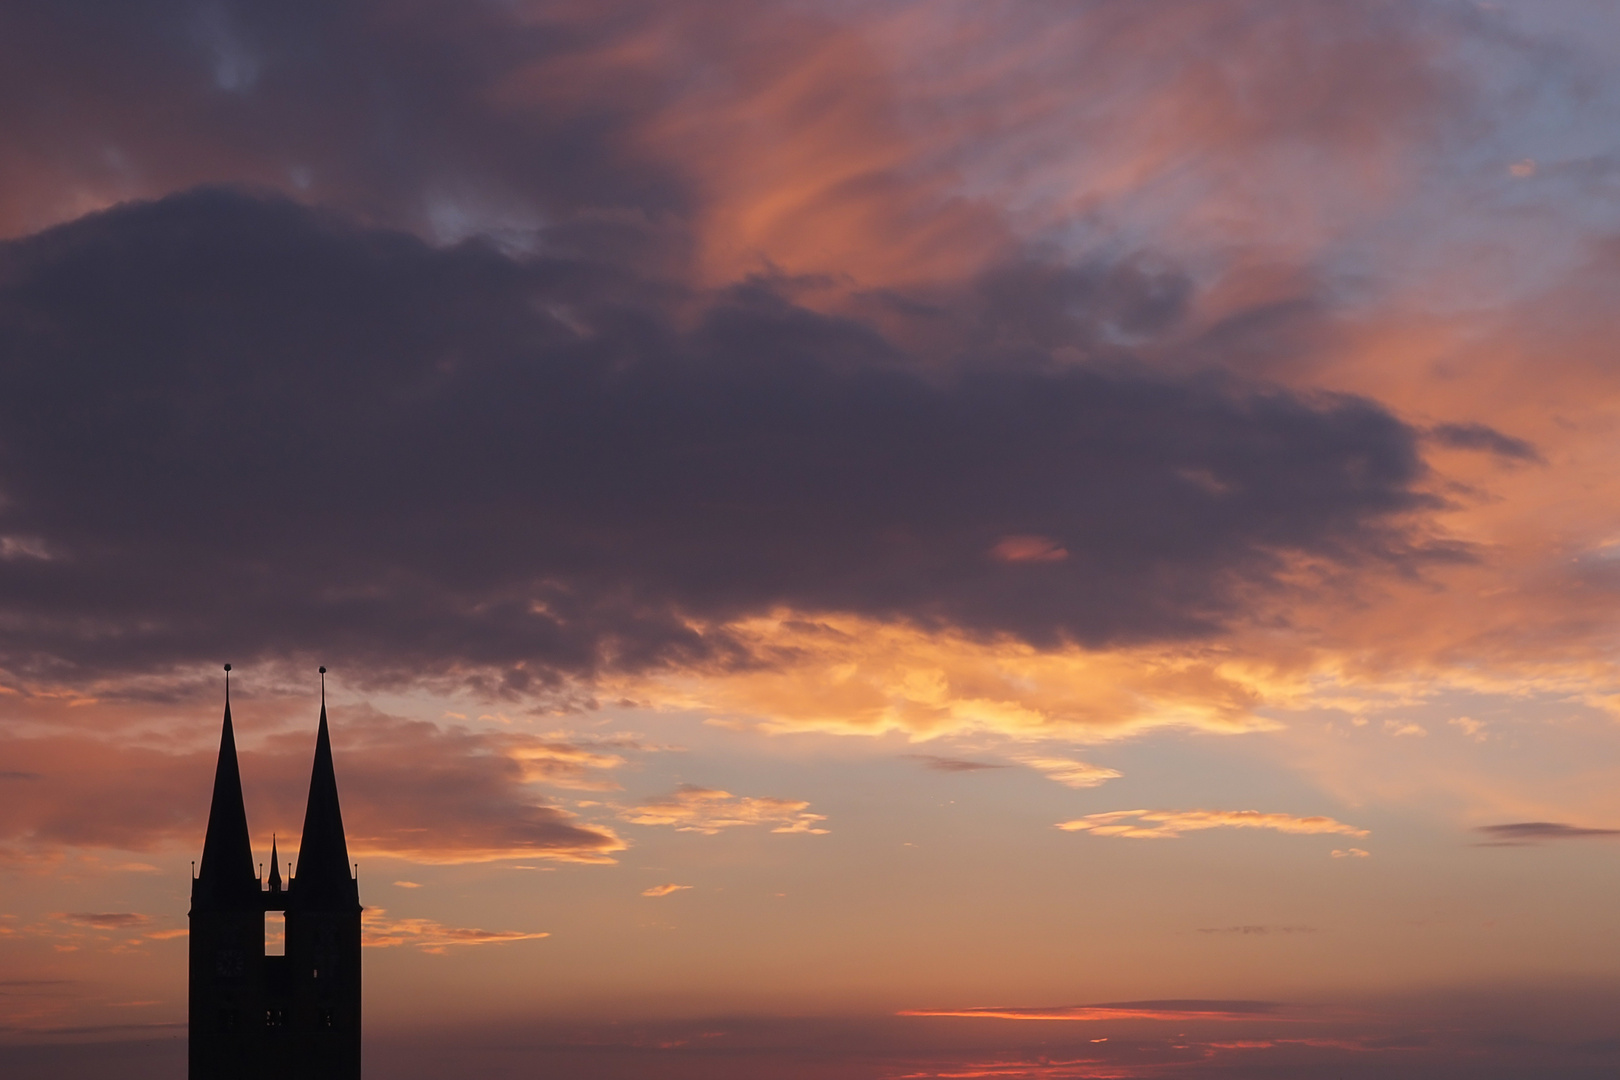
[190,667,361,1080]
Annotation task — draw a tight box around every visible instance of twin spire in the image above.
[194,665,257,907]
[194,665,356,909]
[294,666,357,906]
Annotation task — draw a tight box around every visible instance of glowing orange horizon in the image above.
[898,1001,1282,1022]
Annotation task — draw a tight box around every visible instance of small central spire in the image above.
[268,834,283,892]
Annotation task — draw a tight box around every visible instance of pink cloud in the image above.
[1057,809,1368,840]
[620,785,829,835]
[990,536,1069,564]
[0,711,627,865]
[640,883,693,897]
[900,999,1281,1022]
[362,907,550,954]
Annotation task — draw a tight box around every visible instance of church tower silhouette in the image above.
[190,666,362,1080]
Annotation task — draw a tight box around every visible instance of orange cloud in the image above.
[362,907,550,954]
[1,913,186,954]
[1206,1037,1371,1051]
[1056,810,1368,840]
[507,740,634,790]
[619,785,828,835]
[888,1059,1121,1080]
[0,713,628,865]
[52,912,150,930]
[641,883,693,897]
[619,611,1278,743]
[623,9,1009,289]
[900,999,1280,1022]
[603,0,1461,293]
[1014,756,1122,789]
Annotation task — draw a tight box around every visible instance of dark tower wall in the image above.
[274,904,363,1077]
[188,903,269,1079]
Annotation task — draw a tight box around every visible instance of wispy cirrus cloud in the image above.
[902,755,1006,773]
[0,0,1482,279]
[1056,810,1368,841]
[640,883,693,897]
[52,913,150,930]
[362,908,549,954]
[900,1000,1282,1022]
[627,613,1289,743]
[1014,756,1122,789]
[0,913,185,954]
[619,786,828,835]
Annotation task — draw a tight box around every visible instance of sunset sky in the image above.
[6,1,1620,1077]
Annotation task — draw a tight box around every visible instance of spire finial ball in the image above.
[319,666,326,674]
[224,663,231,672]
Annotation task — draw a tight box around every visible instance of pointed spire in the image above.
[293,667,358,909]
[196,664,259,908]
[267,834,282,892]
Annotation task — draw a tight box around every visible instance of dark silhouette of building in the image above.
[190,667,362,1080]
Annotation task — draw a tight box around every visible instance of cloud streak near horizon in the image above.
[899,1000,1283,1022]
[1056,810,1369,841]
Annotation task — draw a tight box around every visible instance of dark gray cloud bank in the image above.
[0,189,1452,690]
[0,0,700,248]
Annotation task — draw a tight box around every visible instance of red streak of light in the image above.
[899,1006,1266,1022]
